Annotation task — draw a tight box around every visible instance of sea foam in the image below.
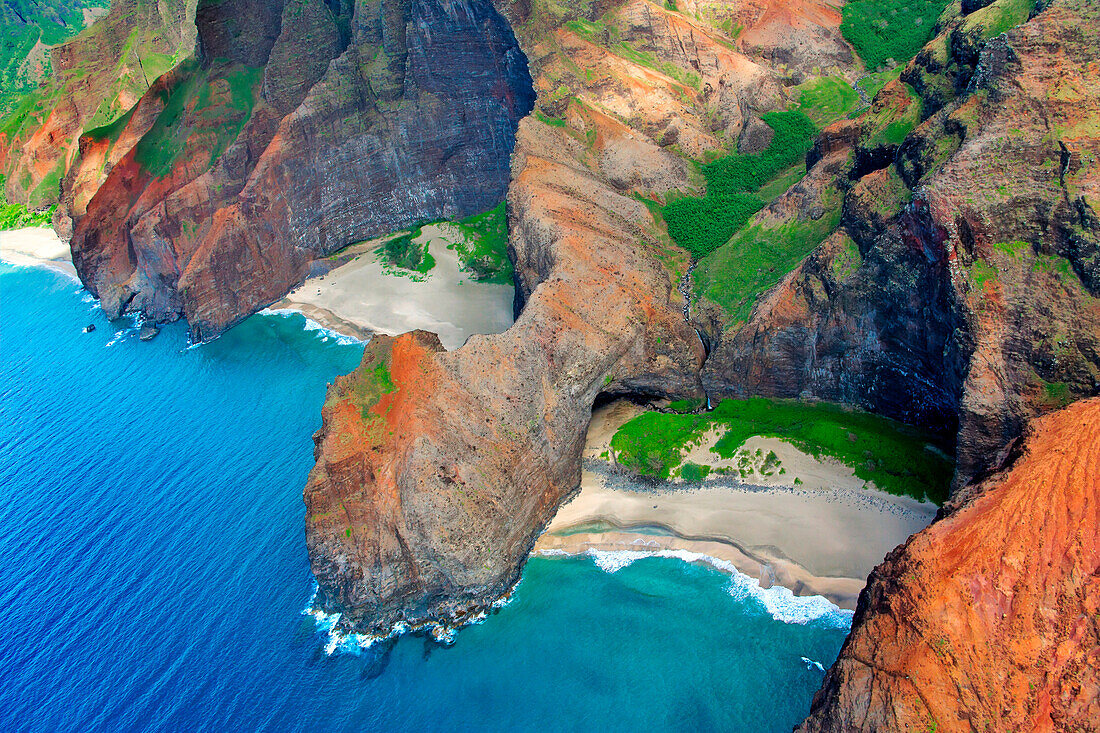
[260,308,366,346]
[539,547,854,629]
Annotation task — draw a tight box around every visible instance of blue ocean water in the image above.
[0,262,850,732]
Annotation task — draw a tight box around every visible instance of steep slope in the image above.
[67,0,535,339]
[798,397,1100,732]
[304,0,857,633]
[697,0,1100,484]
[0,0,196,210]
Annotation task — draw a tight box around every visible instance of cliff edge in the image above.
[798,397,1100,732]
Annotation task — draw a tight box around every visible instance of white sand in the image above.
[274,224,514,350]
[536,400,939,609]
[0,227,76,277]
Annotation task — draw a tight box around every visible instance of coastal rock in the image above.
[798,397,1100,732]
[305,111,708,632]
[303,0,830,632]
[63,0,535,340]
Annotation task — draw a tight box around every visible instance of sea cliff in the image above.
[798,397,1100,731]
[305,0,1099,636]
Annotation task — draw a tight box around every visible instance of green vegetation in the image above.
[564,17,701,89]
[131,60,263,179]
[669,398,704,414]
[534,109,567,127]
[857,67,904,101]
[859,81,923,149]
[0,0,109,117]
[968,258,998,291]
[1,202,55,229]
[343,360,397,423]
[795,76,861,127]
[661,111,817,259]
[447,202,513,284]
[679,463,710,482]
[829,234,863,282]
[377,228,435,274]
[609,398,954,503]
[694,182,842,324]
[961,0,1036,40]
[841,0,952,71]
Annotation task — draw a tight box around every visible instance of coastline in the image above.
[272,224,514,350]
[0,227,77,279]
[533,401,938,611]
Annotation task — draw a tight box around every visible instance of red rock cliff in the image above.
[798,397,1100,732]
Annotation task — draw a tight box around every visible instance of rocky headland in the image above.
[304,0,1099,639]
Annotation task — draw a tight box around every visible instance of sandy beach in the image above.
[0,227,76,278]
[534,401,938,609]
[273,224,514,350]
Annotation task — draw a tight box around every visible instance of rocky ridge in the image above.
[798,397,1100,731]
[304,0,862,632]
[697,0,1100,485]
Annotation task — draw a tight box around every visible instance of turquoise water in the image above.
[0,262,850,732]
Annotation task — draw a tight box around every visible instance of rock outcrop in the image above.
[65,0,535,339]
[798,397,1100,732]
[304,0,839,632]
[304,0,1099,637]
[698,0,1100,485]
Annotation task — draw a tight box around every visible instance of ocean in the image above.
[0,262,850,732]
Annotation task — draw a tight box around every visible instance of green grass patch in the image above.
[377,228,435,274]
[795,76,862,127]
[661,111,817,259]
[611,397,954,503]
[447,201,513,284]
[857,67,904,100]
[534,110,567,127]
[694,182,842,324]
[962,0,1036,40]
[841,0,952,71]
[132,60,263,179]
[0,202,55,229]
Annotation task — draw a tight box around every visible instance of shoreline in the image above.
[0,227,77,279]
[274,224,514,350]
[533,401,938,611]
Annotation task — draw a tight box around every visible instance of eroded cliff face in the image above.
[304,0,849,632]
[66,0,535,339]
[698,0,1100,485]
[798,397,1100,732]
